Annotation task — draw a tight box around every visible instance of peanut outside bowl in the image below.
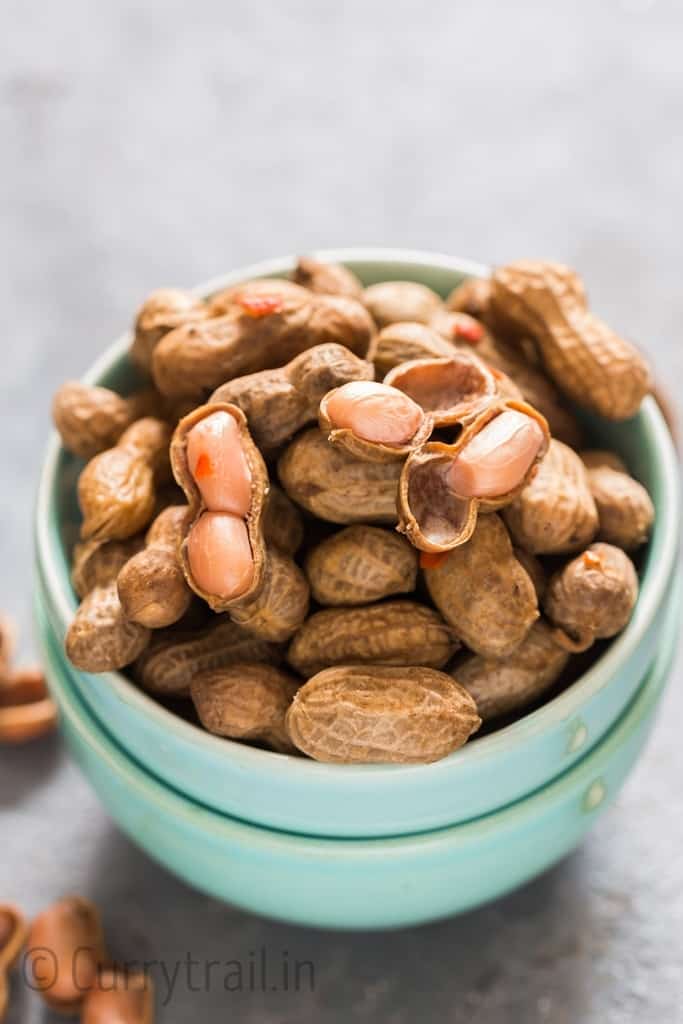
[34,250,681,840]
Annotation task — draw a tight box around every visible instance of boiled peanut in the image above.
[78,418,172,541]
[191,663,300,752]
[503,439,598,554]
[0,668,58,743]
[286,665,480,764]
[544,543,639,651]
[261,485,304,555]
[278,427,402,524]
[490,261,651,420]
[445,277,493,319]
[287,600,457,677]
[131,287,207,371]
[305,525,418,606]
[26,896,108,1013]
[580,450,654,550]
[117,506,192,628]
[424,514,538,657]
[319,380,431,462]
[66,581,151,672]
[453,620,569,720]
[72,537,144,600]
[52,383,162,460]
[363,280,443,327]
[292,257,363,299]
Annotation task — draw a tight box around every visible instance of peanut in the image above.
[292,257,363,299]
[82,969,154,1024]
[503,439,598,554]
[319,380,432,462]
[278,427,402,524]
[210,343,374,451]
[72,537,144,600]
[363,280,443,327]
[66,580,151,672]
[117,506,192,628]
[370,321,457,377]
[261,485,304,555]
[171,403,309,639]
[445,277,493,319]
[0,667,58,743]
[305,525,418,606]
[78,417,172,541]
[191,663,300,752]
[544,543,639,651]
[0,904,28,1023]
[153,280,375,400]
[453,620,569,721]
[206,277,308,316]
[285,665,480,764]
[26,896,108,1013]
[424,514,539,657]
[131,287,207,371]
[490,261,651,420]
[580,450,654,550]
[287,600,457,677]
[384,353,498,428]
[134,616,282,697]
[52,383,162,460]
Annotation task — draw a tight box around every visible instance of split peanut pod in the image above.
[285,665,480,765]
[319,380,433,462]
[423,514,539,658]
[278,427,403,524]
[116,505,193,629]
[131,287,208,372]
[544,543,639,652]
[384,352,498,428]
[398,399,550,553]
[191,663,300,753]
[81,969,154,1024]
[0,668,58,743]
[490,261,651,420]
[580,450,654,550]
[171,403,309,641]
[362,280,444,327]
[292,257,364,299]
[210,342,374,451]
[0,904,28,1022]
[153,279,375,400]
[78,417,173,542]
[26,896,108,1014]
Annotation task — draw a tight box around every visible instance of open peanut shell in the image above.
[318,386,434,463]
[398,399,550,552]
[384,353,498,428]
[170,402,269,612]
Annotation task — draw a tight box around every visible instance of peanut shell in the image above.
[370,321,458,377]
[71,536,144,600]
[132,287,208,371]
[52,382,161,460]
[66,580,151,672]
[117,505,193,628]
[384,353,498,428]
[292,257,363,299]
[363,281,443,327]
[305,525,418,606]
[580,453,654,550]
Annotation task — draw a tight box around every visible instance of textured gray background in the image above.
[1,0,682,1020]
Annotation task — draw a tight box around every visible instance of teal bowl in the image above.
[35,250,681,839]
[36,574,680,929]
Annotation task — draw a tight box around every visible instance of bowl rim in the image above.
[35,246,682,781]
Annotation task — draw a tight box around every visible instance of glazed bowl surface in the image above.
[35,249,681,838]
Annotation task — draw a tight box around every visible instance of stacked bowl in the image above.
[35,251,681,929]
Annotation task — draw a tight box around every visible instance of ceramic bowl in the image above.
[34,250,681,838]
[36,573,680,929]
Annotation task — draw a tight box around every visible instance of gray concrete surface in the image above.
[1,0,682,1020]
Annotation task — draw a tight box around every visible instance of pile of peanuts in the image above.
[52,257,655,765]
[0,897,152,1022]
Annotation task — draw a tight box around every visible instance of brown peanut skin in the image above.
[134,617,282,697]
[544,543,639,650]
[363,281,443,328]
[580,453,654,550]
[81,970,154,1024]
[261,485,304,555]
[490,261,651,420]
[131,287,207,371]
[117,506,192,628]
[210,343,374,450]
[153,283,375,400]
[292,257,363,299]
[71,537,144,600]
[370,322,457,377]
[287,600,457,677]
[305,526,418,606]
[453,620,569,721]
[424,514,539,658]
[286,665,480,764]
[66,581,151,672]
[78,418,172,542]
[191,663,300,752]
[278,427,402,525]
[0,668,58,743]
[52,383,161,460]
[503,439,599,555]
[26,897,108,1014]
